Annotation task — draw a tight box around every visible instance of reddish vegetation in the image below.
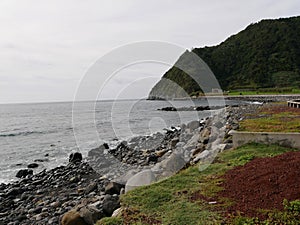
[122,208,162,225]
[219,151,300,219]
[261,104,300,115]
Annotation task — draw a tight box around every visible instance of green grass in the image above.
[239,116,300,132]
[95,217,124,225]
[239,104,300,132]
[227,88,300,96]
[114,143,298,225]
[232,199,300,225]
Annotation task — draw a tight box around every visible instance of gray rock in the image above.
[213,121,224,129]
[125,169,156,192]
[187,120,200,131]
[193,150,210,163]
[175,142,185,148]
[88,144,108,157]
[48,217,57,224]
[170,138,179,148]
[78,205,104,225]
[84,182,97,195]
[102,195,120,216]
[157,153,186,179]
[105,182,125,195]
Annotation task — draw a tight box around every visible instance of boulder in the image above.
[155,149,168,157]
[88,144,109,157]
[125,169,156,192]
[102,195,120,216]
[158,153,186,178]
[61,210,88,225]
[69,152,82,163]
[61,205,103,225]
[193,150,210,163]
[78,205,103,225]
[105,182,125,195]
[159,107,177,111]
[27,163,39,169]
[16,169,33,178]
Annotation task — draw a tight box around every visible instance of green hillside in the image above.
[149,16,300,99]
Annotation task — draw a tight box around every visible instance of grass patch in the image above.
[120,143,297,224]
[227,88,300,96]
[95,217,123,225]
[232,200,300,225]
[239,104,300,132]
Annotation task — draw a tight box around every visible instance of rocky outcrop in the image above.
[15,169,33,178]
[69,152,83,163]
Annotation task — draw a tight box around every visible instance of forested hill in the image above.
[148,16,300,99]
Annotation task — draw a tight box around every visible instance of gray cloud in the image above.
[0,0,299,103]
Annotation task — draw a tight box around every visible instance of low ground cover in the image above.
[97,143,300,225]
[239,104,300,132]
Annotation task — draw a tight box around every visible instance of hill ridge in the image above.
[149,16,300,99]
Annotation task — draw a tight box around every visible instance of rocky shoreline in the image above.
[0,104,262,225]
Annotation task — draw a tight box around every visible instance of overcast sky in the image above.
[0,0,299,103]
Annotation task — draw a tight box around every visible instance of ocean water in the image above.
[0,99,242,183]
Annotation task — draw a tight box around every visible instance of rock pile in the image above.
[0,156,121,225]
[158,105,239,111]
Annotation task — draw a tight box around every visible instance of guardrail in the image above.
[287,99,300,108]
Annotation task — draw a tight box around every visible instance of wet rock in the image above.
[69,152,82,163]
[88,144,109,157]
[34,158,49,162]
[27,163,39,168]
[15,169,33,178]
[158,107,177,111]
